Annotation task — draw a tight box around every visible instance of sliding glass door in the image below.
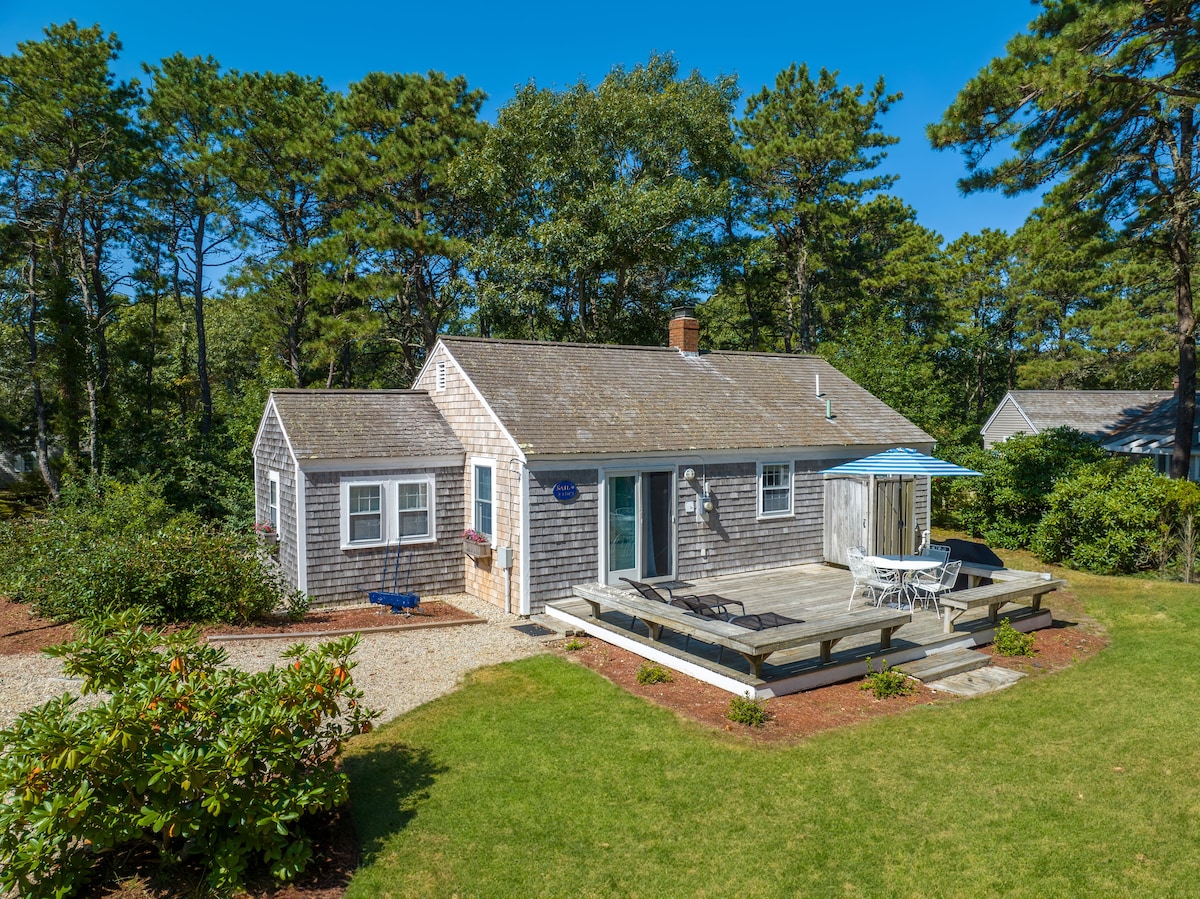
[605,470,675,585]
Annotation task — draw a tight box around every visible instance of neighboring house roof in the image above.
[438,337,932,456]
[1103,394,1200,455]
[983,390,1173,441]
[267,390,463,461]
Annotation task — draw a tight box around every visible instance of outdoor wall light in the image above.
[683,467,697,481]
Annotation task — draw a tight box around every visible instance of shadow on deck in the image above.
[544,563,1054,699]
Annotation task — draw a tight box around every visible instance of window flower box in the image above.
[463,529,491,561]
[254,522,280,560]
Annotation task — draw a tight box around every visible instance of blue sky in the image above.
[1,0,1045,241]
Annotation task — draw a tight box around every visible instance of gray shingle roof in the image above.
[1006,390,1173,439]
[1106,393,1200,450]
[441,337,932,456]
[270,390,463,460]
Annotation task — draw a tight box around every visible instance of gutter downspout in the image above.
[295,460,307,595]
[518,460,531,616]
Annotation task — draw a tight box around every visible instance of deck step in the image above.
[898,648,991,683]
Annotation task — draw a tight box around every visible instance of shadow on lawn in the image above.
[344,742,447,859]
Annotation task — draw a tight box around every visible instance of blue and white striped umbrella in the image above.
[822,447,982,477]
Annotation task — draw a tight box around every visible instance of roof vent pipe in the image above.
[825,399,833,420]
[815,373,820,397]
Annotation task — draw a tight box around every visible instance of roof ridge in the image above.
[439,335,822,359]
[270,388,428,395]
[1011,388,1171,394]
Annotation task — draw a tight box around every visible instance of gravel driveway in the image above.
[0,595,552,728]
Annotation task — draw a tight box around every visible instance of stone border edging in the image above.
[205,615,489,642]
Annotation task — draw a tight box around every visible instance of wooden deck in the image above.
[544,563,1056,698]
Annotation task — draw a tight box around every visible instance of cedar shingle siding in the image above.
[253,390,466,608]
[302,466,464,605]
[413,343,522,610]
[527,469,599,608]
[675,461,826,581]
[253,407,298,590]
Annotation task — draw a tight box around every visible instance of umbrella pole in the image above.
[868,473,876,556]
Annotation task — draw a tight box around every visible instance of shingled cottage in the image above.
[253,310,934,613]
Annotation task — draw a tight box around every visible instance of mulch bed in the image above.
[199,600,477,640]
[0,596,476,656]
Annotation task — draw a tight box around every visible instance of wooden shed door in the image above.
[873,478,915,556]
[823,477,868,566]
[824,476,915,563]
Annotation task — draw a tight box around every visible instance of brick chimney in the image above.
[669,306,700,355]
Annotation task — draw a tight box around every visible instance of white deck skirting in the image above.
[545,602,1052,699]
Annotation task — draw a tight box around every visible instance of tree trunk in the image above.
[1170,109,1197,480]
[1170,233,1196,480]
[194,210,213,435]
[795,244,812,353]
[23,256,60,499]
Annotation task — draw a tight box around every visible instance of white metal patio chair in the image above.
[847,550,903,610]
[910,559,961,615]
[919,543,951,564]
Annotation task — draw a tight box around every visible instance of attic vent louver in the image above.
[436,361,446,391]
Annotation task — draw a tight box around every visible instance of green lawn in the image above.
[343,555,1200,897]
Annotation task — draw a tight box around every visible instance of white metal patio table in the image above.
[865,555,941,610]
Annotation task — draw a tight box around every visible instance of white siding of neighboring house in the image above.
[982,396,1035,448]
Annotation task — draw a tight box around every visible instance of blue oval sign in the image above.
[553,480,579,502]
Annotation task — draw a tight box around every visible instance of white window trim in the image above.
[395,474,437,544]
[267,470,281,538]
[471,457,497,545]
[340,473,438,550]
[757,461,794,520]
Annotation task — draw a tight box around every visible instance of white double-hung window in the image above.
[758,462,793,518]
[347,483,383,544]
[341,474,437,549]
[472,459,495,539]
[397,478,433,541]
[267,470,280,533]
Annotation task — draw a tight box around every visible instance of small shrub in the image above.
[860,656,915,699]
[727,693,770,727]
[284,589,311,622]
[0,610,378,897]
[562,637,588,652]
[636,662,673,685]
[993,618,1036,657]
